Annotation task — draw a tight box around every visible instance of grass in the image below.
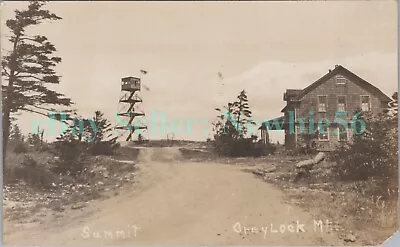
[3,146,137,223]
[255,155,398,245]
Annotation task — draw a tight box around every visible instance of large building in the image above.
[260,65,391,151]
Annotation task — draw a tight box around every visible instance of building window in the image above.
[318,125,329,141]
[337,126,348,142]
[318,95,327,112]
[337,95,346,112]
[361,95,371,111]
[336,75,347,85]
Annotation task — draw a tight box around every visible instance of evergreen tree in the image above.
[2,1,72,160]
[86,111,118,155]
[9,123,23,142]
[232,90,256,138]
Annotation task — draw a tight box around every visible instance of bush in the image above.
[296,132,318,155]
[85,110,119,155]
[89,141,120,155]
[9,124,28,154]
[4,154,55,189]
[179,148,212,160]
[6,165,56,189]
[213,136,275,157]
[263,142,277,155]
[21,154,37,167]
[51,110,119,175]
[331,114,397,182]
[89,141,119,155]
[51,138,88,177]
[212,90,271,157]
[12,141,28,154]
[289,146,317,156]
[27,127,45,151]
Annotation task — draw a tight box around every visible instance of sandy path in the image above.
[4,147,340,245]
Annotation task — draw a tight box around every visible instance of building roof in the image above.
[121,76,141,82]
[259,116,285,130]
[295,65,392,102]
[284,89,302,101]
[286,89,303,96]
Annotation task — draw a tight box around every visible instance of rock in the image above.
[71,203,85,210]
[263,167,277,173]
[344,234,356,242]
[252,170,265,176]
[296,159,314,168]
[103,171,109,178]
[313,152,326,164]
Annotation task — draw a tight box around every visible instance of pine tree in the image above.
[2,1,72,160]
[232,90,255,138]
[87,111,118,155]
[9,124,23,142]
[214,102,238,138]
[138,133,144,143]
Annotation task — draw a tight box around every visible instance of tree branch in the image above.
[21,106,72,126]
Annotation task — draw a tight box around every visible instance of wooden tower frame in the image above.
[115,76,147,141]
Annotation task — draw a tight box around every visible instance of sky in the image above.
[1,1,398,143]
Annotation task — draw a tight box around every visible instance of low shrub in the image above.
[4,154,56,189]
[12,141,28,154]
[179,148,212,160]
[21,154,37,167]
[89,141,119,156]
[331,116,397,182]
[10,165,56,189]
[213,137,275,157]
[51,138,88,177]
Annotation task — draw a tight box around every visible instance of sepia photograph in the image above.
[1,0,398,246]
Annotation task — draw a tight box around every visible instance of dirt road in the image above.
[4,147,341,245]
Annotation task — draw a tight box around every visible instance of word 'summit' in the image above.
[81,225,140,240]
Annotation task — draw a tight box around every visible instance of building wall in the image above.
[284,103,296,149]
[286,73,385,151]
[260,128,269,144]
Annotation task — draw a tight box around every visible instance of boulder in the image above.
[296,159,314,169]
[344,233,356,242]
[313,152,326,164]
[71,203,85,210]
[263,166,277,173]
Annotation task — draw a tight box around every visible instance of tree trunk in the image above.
[3,34,20,163]
[2,113,10,162]
[3,62,18,162]
[236,100,242,138]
